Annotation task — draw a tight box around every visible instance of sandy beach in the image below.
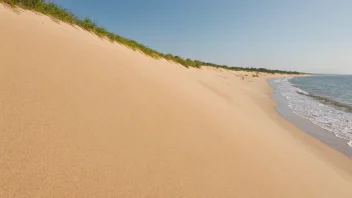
[1,4,352,197]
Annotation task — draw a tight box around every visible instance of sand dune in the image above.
[1,5,352,197]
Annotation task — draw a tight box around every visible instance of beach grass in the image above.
[1,0,302,74]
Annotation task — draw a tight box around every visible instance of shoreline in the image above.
[1,5,352,197]
[269,77,352,158]
[265,76,352,174]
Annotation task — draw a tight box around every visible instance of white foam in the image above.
[348,140,352,147]
[274,78,352,148]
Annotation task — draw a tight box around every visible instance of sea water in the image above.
[273,75,352,147]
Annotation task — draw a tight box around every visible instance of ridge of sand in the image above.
[1,5,352,197]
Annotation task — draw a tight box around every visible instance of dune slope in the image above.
[1,5,352,197]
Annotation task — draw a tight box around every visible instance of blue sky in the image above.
[52,0,352,74]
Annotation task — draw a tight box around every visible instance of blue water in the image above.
[273,75,352,147]
[291,76,352,109]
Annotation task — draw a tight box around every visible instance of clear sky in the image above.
[52,0,352,74]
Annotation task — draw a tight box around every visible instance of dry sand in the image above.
[1,4,352,197]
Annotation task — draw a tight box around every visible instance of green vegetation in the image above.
[1,0,303,75]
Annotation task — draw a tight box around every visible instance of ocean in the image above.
[271,75,352,151]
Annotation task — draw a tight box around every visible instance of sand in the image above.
[1,4,352,197]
